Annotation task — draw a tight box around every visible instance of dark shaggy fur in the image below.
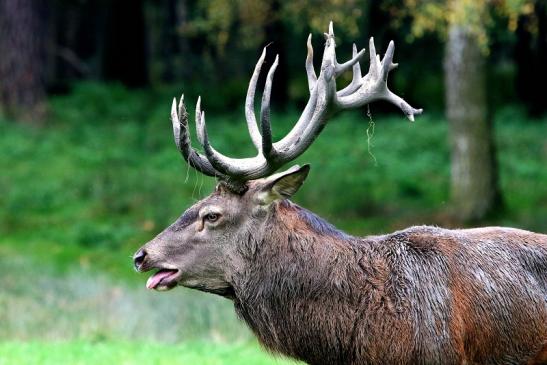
[232,201,547,365]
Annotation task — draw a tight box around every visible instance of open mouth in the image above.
[146,269,180,291]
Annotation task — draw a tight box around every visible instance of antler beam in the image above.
[171,22,423,193]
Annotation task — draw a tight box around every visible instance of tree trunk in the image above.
[444,24,502,222]
[0,0,47,123]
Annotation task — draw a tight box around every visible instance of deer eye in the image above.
[204,212,220,223]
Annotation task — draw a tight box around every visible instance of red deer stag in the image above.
[133,23,547,365]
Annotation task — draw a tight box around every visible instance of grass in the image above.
[0,83,546,363]
[0,340,300,365]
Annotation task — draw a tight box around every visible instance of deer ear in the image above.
[255,164,310,204]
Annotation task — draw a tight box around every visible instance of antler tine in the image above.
[384,90,424,122]
[171,97,219,177]
[172,97,182,149]
[195,96,205,145]
[368,37,380,79]
[335,44,366,77]
[306,34,317,93]
[338,43,364,97]
[196,109,232,173]
[260,54,279,159]
[381,41,395,81]
[245,47,268,151]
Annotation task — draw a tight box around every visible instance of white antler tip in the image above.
[171,98,178,114]
[408,108,424,122]
[307,34,314,56]
[369,37,377,57]
[200,117,208,142]
[329,21,334,35]
[196,96,202,117]
[170,98,179,133]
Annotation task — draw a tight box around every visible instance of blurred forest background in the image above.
[0,0,546,364]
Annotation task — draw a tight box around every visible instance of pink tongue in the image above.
[146,270,176,289]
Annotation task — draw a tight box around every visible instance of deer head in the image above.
[133,165,310,294]
[133,22,421,294]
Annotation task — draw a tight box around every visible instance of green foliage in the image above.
[281,0,367,37]
[184,0,368,53]
[386,0,536,50]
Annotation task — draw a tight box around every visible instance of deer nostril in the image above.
[133,249,147,271]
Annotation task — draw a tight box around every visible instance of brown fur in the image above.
[529,343,547,365]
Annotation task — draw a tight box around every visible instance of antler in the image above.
[171,22,422,193]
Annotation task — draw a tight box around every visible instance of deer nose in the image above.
[133,249,147,271]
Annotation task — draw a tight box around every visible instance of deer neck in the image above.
[232,200,368,362]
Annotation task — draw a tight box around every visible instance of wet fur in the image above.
[232,201,547,365]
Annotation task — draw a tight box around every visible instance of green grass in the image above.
[0,341,299,365]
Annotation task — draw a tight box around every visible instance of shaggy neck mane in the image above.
[277,200,353,239]
[233,199,368,364]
